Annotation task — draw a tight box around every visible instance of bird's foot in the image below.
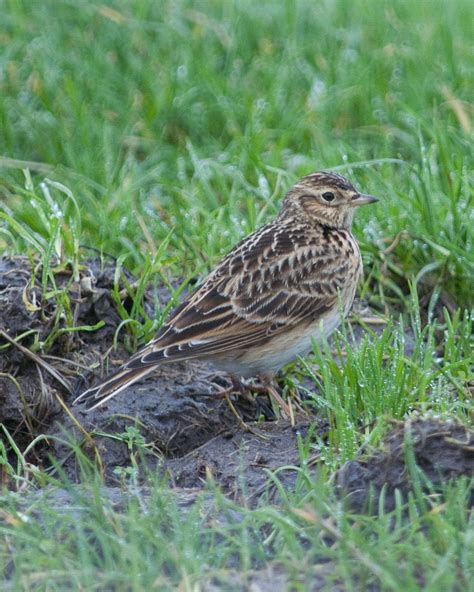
[202,372,292,425]
[245,379,293,424]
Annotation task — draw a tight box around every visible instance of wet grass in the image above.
[0,0,473,590]
[1,0,472,306]
[303,305,473,464]
[1,462,472,591]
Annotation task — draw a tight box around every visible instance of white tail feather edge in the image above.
[73,365,157,411]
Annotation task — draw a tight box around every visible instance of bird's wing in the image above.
[74,222,351,408]
[125,221,350,366]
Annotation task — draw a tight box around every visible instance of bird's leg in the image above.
[201,370,234,392]
[202,372,291,423]
[211,375,270,438]
[214,374,245,398]
[193,371,241,398]
[246,376,292,421]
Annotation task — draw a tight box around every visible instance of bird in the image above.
[74,171,378,411]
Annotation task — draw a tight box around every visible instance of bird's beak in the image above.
[350,193,379,207]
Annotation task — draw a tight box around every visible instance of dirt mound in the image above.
[161,418,317,501]
[1,257,472,508]
[0,256,319,497]
[337,418,474,512]
[0,255,144,420]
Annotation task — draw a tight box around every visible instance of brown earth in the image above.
[0,256,472,508]
[0,255,325,498]
[337,418,474,512]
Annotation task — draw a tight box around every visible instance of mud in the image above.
[0,254,149,433]
[51,370,320,494]
[1,256,472,509]
[162,418,318,500]
[0,256,321,498]
[337,418,474,512]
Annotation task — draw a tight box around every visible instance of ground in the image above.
[0,0,473,590]
[1,256,472,591]
[1,256,472,510]
[0,255,340,494]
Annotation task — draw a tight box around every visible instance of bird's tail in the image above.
[73,365,156,411]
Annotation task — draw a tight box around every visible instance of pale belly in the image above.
[210,307,344,378]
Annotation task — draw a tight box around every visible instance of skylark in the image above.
[74,171,378,410]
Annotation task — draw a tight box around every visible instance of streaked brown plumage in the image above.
[74,171,378,410]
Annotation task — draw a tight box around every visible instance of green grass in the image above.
[1,0,472,304]
[303,305,473,461]
[1,440,473,590]
[0,0,473,589]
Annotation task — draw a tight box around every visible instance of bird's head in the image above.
[281,171,378,229]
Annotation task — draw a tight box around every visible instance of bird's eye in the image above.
[322,192,335,202]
